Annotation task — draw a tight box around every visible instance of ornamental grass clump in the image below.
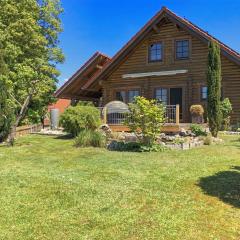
[75,129,106,148]
[190,105,204,116]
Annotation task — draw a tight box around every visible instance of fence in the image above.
[98,105,180,126]
[16,124,42,138]
[165,105,179,124]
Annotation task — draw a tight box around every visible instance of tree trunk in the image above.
[8,94,32,146]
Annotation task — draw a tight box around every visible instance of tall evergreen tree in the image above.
[207,41,222,137]
[0,0,64,144]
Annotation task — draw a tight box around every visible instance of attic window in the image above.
[176,40,189,59]
[148,43,163,62]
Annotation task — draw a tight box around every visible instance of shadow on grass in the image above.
[198,166,240,208]
[54,134,74,140]
[221,139,240,150]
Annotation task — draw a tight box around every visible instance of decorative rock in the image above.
[124,133,138,143]
[186,130,196,137]
[181,142,190,150]
[212,137,224,144]
[179,128,187,137]
[99,124,112,136]
[159,141,166,147]
[40,128,65,136]
[118,132,126,141]
[222,131,240,135]
[159,133,166,138]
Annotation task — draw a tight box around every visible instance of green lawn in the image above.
[0,135,239,240]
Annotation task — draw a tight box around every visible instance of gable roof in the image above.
[82,7,240,90]
[55,52,111,99]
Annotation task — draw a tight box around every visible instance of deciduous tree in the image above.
[0,43,15,142]
[0,0,64,144]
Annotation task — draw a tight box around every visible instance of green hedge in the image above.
[60,105,101,137]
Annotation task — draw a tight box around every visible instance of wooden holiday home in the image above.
[56,7,240,126]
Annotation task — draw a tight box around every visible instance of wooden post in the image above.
[176,104,180,125]
[103,107,107,124]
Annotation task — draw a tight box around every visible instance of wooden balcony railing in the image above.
[98,104,180,126]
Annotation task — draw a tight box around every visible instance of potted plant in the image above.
[190,105,204,124]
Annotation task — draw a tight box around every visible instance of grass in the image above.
[0,134,239,239]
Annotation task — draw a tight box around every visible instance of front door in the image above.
[170,88,183,120]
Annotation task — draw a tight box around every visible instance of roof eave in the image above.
[55,52,111,98]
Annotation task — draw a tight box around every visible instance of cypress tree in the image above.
[207,41,222,137]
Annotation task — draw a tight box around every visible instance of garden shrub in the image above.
[75,129,106,148]
[220,98,232,130]
[190,124,207,136]
[108,141,167,152]
[125,96,165,145]
[108,141,141,152]
[60,105,101,136]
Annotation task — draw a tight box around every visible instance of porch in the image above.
[99,103,181,133]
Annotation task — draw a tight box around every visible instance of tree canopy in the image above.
[0,0,64,143]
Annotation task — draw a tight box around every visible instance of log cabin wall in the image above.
[102,21,240,123]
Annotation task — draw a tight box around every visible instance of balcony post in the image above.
[103,107,107,124]
[176,104,180,125]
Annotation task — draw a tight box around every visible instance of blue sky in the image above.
[58,0,240,86]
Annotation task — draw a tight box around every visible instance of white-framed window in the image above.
[156,88,168,105]
[149,43,163,62]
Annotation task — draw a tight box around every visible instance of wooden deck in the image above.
[109,124,181,133]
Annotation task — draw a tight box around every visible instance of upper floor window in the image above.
[149,43,163,62]
[156,88,168,105]
[176,40,189,60]
[201,86,208,100]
